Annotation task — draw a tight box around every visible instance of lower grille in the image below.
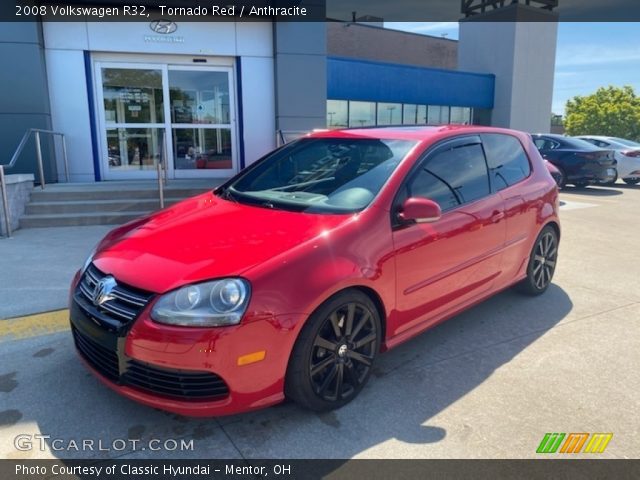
[72,326,229,401]
[123,361,230,400]
[72,327,119,382]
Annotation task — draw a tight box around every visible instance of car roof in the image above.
[532,133,565,139]
[307,125,525,141]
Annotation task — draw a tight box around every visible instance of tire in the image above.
[623,178,640,186]
[515,225,559,296]
[555,166,567,189]
[602,171,618,186]
[285,290,381,412]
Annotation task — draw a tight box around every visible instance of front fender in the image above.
[243,210,396,333]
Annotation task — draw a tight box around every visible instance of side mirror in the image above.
[398,197,442,224]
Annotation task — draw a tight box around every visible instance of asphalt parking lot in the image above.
[0,183,639,460]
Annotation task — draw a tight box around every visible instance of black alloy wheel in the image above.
[515,226,559,296]
[285,290,381,411]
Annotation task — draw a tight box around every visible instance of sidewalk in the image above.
[0,225,111,319]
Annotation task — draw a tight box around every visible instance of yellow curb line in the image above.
[0,309,70,341]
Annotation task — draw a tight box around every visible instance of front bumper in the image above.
[69,271,304,417]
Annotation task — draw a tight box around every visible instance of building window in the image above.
[348,101,376,127]
[450,106,472,125]
[327,100,349,128]
[377,103,402,125]
[417,105,428,124]
[440,106,450,124]
[403,104,418,125]
[464,107,472,124]
[328,100,476,128]
[427,106,441,124]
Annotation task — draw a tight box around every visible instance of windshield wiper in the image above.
[218,187,238,203]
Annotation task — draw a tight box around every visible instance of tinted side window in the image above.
[534,138,559,150]
[408,143,491,212]
[482,134,531,190]
[533,138,547,150]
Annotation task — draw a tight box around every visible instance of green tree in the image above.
[564,86,640,141]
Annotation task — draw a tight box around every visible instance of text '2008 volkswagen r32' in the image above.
[70,126,560,416]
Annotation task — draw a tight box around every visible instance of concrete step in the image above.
[19,211,152,229]
[25,198,185,215]
[17,180,225,229]
[29,187,210,202]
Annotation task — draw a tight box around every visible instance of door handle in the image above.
[491,211,505,223]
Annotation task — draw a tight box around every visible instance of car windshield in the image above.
[218,137,416,213]
[609,137,640,148]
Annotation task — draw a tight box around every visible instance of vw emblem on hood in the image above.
[150,20,178,34]
[93,276,117,307]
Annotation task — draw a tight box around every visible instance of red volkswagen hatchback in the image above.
[70,126,560,416]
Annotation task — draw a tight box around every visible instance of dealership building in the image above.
[0,4,557,186]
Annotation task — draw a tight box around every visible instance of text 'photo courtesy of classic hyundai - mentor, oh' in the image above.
[69,126,560,416]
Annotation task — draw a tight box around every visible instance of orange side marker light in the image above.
[237,350,266,366]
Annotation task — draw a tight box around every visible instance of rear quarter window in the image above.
[482,134,531,190]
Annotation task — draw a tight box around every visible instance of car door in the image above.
[390,135,507,338]
[482,133,536,282]
[535,136,580,178]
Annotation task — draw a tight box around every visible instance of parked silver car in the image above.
[575,136,640,185]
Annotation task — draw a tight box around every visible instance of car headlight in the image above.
[151,279,251,327]
[81,247,96,274]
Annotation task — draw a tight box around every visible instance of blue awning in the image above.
[328,56,495,109]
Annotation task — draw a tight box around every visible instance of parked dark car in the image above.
[532,134,617,188]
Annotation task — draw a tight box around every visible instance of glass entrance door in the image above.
[95,62,237,180]
[168,67,235,178]
[97,64,165,179]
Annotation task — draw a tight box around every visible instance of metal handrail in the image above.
[2,128,70,187]
[1,128,70,238]
[0,166,10,238]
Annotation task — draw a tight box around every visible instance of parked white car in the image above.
[575,136,640,185]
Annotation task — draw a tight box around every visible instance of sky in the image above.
[386,22,640,115]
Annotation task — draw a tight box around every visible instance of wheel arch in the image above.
[544,220,561,241]
[350,285,387,347]
[294,284,388,352]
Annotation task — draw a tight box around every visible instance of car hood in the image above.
[92,192,350,293]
